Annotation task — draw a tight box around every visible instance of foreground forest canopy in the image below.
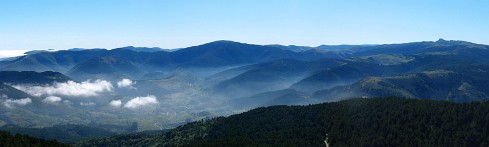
[0,131,67,147]
[76,97,489,146]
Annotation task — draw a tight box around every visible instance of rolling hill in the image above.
[0,71,71,85]
[314,64,489,102]
[0,41,330,81]
[211,58,344,97]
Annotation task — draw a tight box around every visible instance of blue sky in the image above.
[1,0,488,52]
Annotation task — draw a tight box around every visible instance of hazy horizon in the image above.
[0,38,484,58]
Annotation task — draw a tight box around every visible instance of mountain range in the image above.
[2,39,489,144]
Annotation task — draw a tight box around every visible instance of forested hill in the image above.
[0,131,67,147]
[76,97,489,146]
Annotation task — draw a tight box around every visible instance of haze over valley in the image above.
[1,39,489,142]
[1,0,489,146]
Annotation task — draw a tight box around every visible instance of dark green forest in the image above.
[0,130,67,147]
[77,97,489,146]
[0,124,118,143]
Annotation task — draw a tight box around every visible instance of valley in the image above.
[2,0,487,145]
[2,39,489,144]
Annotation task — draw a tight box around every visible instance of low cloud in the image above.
[117,79,135,88]
[14,80,113,97]
[0,50,28,58]
[43,96,62,104]
[109,99,122,107]
[4,98,32,107]
[80,102,96,106]
[124,95,158,109]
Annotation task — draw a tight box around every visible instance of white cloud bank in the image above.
[4,98,32,107]
[124,95,158,109]
[14,80,113,97]
[109,99,122,107]
[0,50,28,58]
[42,96,62,104]
[117,79,135,88]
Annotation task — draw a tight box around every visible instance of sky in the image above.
[0,0,488,57]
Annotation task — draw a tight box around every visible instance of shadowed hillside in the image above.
[76,97,489,146]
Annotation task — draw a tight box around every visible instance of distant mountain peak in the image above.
[211,40,241,43]
[433,38,479,46]
[191,40,257,49]
[436,38,448,43]
[205,40,247,46]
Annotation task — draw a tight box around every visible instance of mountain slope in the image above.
[0,83,32,99]
[0,71,71,85]
[1,41,330,81]
[0,71,70,99]
[66,56,144,80]
[0,124,117,143]
[210,58,345,97]
[170,40,328,67]
[291,61,387,93]
[347,39,488,57]
[0,130,67,146]
[292,41,489,94]
[76,97,489,146]
[0,49,109,72]
[314,65,489,102]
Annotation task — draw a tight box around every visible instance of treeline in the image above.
[0,130,67,147]
[78,97,489,146]
[73,130,168,146]
[0,124,117,143]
